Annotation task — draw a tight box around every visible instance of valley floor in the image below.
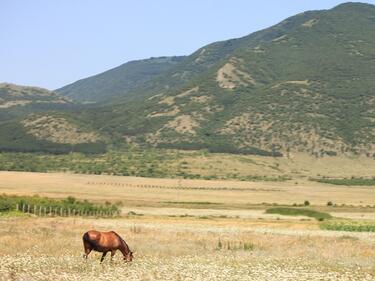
[0,216,374,281]
[0,171,375,280]
[1,171,375,207]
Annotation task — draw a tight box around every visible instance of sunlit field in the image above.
[0,171,375,280]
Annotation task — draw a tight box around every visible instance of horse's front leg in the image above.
[110,250,116,262]
[100,251,108,263]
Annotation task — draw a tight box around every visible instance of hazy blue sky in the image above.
[1,0,374,89]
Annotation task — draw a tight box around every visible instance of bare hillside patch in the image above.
[302,19,318,27]
[21,115,101,144]
[165,115,200,134]
[216,58,256,89]
[0,100,32,108]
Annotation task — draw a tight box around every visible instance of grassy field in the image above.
[1,169,375,280]
[0,216,374,280]
[1,171,375,208]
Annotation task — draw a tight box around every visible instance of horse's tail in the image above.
[83,232,90,242]
[83,232,98,248]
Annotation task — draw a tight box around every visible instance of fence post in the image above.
[34,205,37,214]
[22,204,25,213]
[16,203,19,212]
[68,208,71,217]
[39,206,42,216]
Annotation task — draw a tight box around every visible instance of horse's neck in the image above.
[119,239,130,256]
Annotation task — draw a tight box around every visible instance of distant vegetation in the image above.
[0,150,175,178]
[265,207,332,221]
[310,177,375,186]
[0,194,120,215]
[320,220,375,232]
[157,142,282,157]
[0,151,290,181]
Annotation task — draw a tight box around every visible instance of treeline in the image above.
[0,194,120,215]
[157,142,283,157]
[0,142,107,155]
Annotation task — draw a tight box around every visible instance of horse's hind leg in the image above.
[83,242,92,259]
[100,251,108,263]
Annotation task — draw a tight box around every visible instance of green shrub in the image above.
[0,197,12,212]
[310,177,375,186]
[320,220,375,232]
[265,207,332,220]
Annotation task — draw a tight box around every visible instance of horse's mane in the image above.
[113,232,130,253]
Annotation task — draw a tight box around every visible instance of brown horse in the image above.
[82,230,133,262]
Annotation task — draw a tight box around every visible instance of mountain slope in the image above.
[0,83,73,122]
[0,83,70,109]
[71,2,375,157]
[0,84,106,153]
[56,56,185,103]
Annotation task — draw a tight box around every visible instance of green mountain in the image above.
[56,56,185,103]
[2,2,375,157]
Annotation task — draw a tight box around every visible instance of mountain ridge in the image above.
[56,56,185,103]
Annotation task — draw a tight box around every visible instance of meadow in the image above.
[0,153,374,280]
[0,215,374,281]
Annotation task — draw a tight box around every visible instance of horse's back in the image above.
[83,230,122,252]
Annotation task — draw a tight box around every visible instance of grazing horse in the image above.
[82,230,133,262]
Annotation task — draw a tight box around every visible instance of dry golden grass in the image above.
[177,152,375,179]
[0,216,374,280]
[1,171,375,207]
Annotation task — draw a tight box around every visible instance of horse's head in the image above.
[124,251,133,262]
